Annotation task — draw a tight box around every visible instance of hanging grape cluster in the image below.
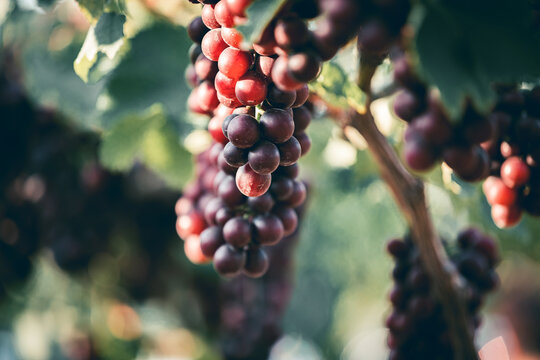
[175,142,306,277]
[481,86,540,228]
[386,228,499,360]
[217,206,304,359]
[392,55,492,181]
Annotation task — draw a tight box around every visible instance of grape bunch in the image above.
[392,55,492,181]
[175,141,307,277]
[480,86,540,228]
[218,206,303,359]
[386,228,499,360]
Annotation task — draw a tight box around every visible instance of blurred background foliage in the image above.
[1,0,540,359]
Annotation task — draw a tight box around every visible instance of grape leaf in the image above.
[23,41,105,129]
[75,0,126,21]
[100,105,164,171]
[74,12,127,83]
[102,22,192,134]
[414,0,540,120]
[309,62,367,114]
[140,123,193,189]
[236,0,287,47]
[99,105,192,189]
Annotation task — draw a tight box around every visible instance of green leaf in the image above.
[100,105,164,171]
[75,0,106,19]
[75,0,126,20]
[309,62,367,113]
[23,41,105,129]
[102,22,192,132]
[74,12,127,83]
[414,0,540,119]
[236,0,287,46]
[141,123,193,189]
[99,105,192,189]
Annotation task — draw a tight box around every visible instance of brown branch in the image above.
[339,108,479,360]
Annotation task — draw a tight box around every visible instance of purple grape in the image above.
[277,136,301,166]
[260,109,295,144]
[200,226,225,257]
[223,216,251,247]
[227,114,261,148]
[248,141,281,175]
[213,244,246,277]
[252,214,284,245]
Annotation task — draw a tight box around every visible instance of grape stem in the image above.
[337,102,479,359]
[304,89,478,360]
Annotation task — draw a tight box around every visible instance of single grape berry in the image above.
[188,17,210,44]
[243,247,269,278]
[248,140,281,175]
[247,192,275,213]
[287,52,322,83]
[221,27,243,48]
[200,226,225,257]
[208,116,228,144]
[218,47,253,79]
[215,71,238,99]
[223,216,252,247]
[197,81,220,112]
[214,1,235,28]
[483,176,518,206]
[218,175,246,207]
[236,163,272,197]
[202,4,220,29]
[213,244,246,277]
[201,29,229,61]
[292,85,309,108]
[271,56,303,91]
[274,17,310,50]
[235,72,268,106]
[266,84,297,109]
[491,204,522,229]
[260,109,295,144]
[500,156,530,189]
[295,131,312,156]
[273,206,298,236]
[277,136,302,166]
[226,114,260,148]
[223,142,248,167]
[252,214,284,245]
[176,211,206,240]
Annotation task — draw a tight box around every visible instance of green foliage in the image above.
[23,42,106,128]
[309,62,367,113]
[413,0,540,120]
[100,105,192,189]
[75,0,127,21]
[102,22,192,131]
[236,0,287,47]
[74,12,127,83]
[23,20,194,188]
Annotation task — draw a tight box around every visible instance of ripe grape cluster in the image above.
[481,86,540,228]
[386,228,499,360]
[175,141,307,277]
[217,208,303,359]
[393,55,492,181]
